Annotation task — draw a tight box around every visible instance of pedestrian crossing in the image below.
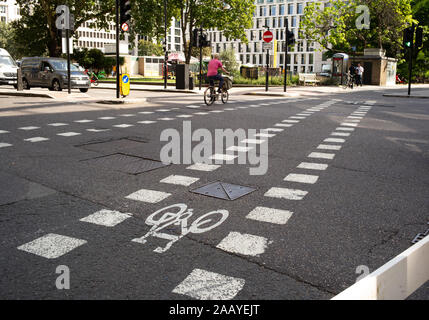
[12,97,377,300]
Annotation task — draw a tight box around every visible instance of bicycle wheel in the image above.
[221,89,229,104]
[93,79,99,86]
[204,87,215,106]
[145,203,188,226]
[189,210,229,234]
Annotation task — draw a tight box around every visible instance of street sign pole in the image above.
[66,27,71,94]
[164,0,168,90]
[266,49,269,92]
[116,0,120,99]
[284,18,288,93]
[408,23,415,96]
[199,25,203,91]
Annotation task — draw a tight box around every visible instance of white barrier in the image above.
[332,234,429,300]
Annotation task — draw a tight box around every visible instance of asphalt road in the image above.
[0,86,428,300]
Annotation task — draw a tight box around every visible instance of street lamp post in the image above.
[284,18,288,93]
[164,0,168,90]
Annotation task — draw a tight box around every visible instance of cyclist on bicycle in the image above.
[207,53,230,93]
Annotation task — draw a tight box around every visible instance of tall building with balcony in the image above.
[0,0,20,23]
[208,0,330,74]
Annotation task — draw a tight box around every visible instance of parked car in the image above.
[0,48,18,87]
[21,57,90,92]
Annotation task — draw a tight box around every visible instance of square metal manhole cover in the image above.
[81,153,169,175]
[191,181,256,200]
[77,138,147,153]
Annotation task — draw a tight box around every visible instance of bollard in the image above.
[17,68,23,91]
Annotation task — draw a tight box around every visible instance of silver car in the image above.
[21,57,90,92]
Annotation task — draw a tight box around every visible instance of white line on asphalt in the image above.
[246,206,293,225]
[253,133,276,138]
[17,234,87,259]
[119,114,136,117]
[186,163,221,172]
[344,119,361,123]
[284,173,319,184]
[177,115,193,118]
[341,123,358,127]
[160,175,200,186]
[0,130,9,134]
[224,108,236,111]
[138,111,154,114]
[336,127,355,131]
[156,109,170,112]
[275,123,294,127]
[290,116,306,119]
[98,117,116,120]
[86,129,110,132]
[186,105,200,109]
[331,132,350,137]
[241,139,266,144]
[172,268,245,300]
[282,120,300,123]
[216,232,270,256]
[264,187,308,200]
[48,123,68,127]
[24,137,50,142]
[324,138,345,143]
[318,143,342,150]
[0,143,12,148]
[80,209,132,227]
[308,152,335,160]
[18,126,40,131]
[348,116,364,119]
[126,189,171,203]
[113,124,134,128]
[209,154,238,161]
[194,112,209,115]
[297,162,328,171]
[266,128,284,132]
[226,146,254,152]
[138,121,157,124]
[157,118,174,121]
[57,132,81,137]
[74,120,93,123]
[210,110,224,113]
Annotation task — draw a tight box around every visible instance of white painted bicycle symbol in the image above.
[132,204,229,253]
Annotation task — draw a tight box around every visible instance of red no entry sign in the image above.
[121,22,129,32]
[263,30,273,43]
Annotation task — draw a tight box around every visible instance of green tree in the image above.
[300,0,413,58]
[0,22,20,59]
[219,48,239,73]
[189,41,212,59]
[133,0,255,64]
[138,40,164,56]
[12,0,116,57]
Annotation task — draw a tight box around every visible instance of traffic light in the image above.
[286,30,295,46]
[415,27,423,48]
[403,27,414,48]
[120,0,131,27]
[199,33,211,47]
[192,29,199,47]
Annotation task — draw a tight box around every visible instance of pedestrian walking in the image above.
[356,63,364,86]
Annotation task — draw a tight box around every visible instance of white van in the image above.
[0,48,18,87]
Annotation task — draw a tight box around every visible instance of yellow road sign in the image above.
[120,73,130,97]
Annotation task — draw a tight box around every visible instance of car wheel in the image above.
[22,78,30,90]
[52,79,62,91]
[79,88,88,93]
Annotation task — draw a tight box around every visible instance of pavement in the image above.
[0,84,428,300]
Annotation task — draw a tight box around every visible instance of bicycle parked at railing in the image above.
[204,75,233,106]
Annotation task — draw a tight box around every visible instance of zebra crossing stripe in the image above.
[317,144,342,151]
[264,187,308,200]
[284,173,319,184]
[216,232,270,256]
[226,146,254,152]
[246,206,293,225]
[275,123,293,127]
[324,138,345,143]
[308,152,335,160]
[114,124,134,128]
[48,123,68,127]
[297,162,328,171]
[186,163,220,172]
[0,130,9,134]
[24,137,50,142]
[336,127,355,131]
[126,189,171,203]
[17,234,87,259]
[160,175,200,186]
[331,132,350,137]
[57,132,81,137]
[172,268,245,300]
[80,209,132,227]
[0,142,12,148]
[19,126,40,131]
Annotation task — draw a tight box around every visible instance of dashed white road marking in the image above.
[17,234,87,259]
[331,132,350,137]
[266,128,284,132]
[0,130,9,134]
[340,123,358,127]
[224,108,236,111]
[297,162,328,171]
[74,120,93,123]
[177,115,193,118]
[241,139,266,145]
[114,124,134,128]
[275,123,293,127]
[156,109,170,112]
[308,152,335,160]
[216,232,269,257]
[284,173,319,184]
[138,121,157,124]
[282,120,300,123]
[264,187,308,200]
[126,189,171,203]
[0,143,12,148]
[210,110,224,113]
[344,119,361,123]
[138,111,154,114]
[324,138,345,143]
[172,268,245,300]
[119,114,136,117]
[209,154,238,161]
[186,163,220,172]
[48,123,68,127]
[348,116,363,119]
[57,132,81,137]
[246,206,293,225]
[336,127,355,131]
[87,129,110,132]
[318,144,342,151]
[24,137,50,142]
[98,117,116,120]
[160,175,200,186]
[290,116,306,120]
[19,126,40,131]
[80,209,131,227]
[186,105,200,109]
[227,146,254,152]
[194,112,209,115]
[158,118,174,121]
[254,133,276,138]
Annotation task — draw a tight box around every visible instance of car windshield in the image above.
[50,60,79,71]
[0,55,17,67]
